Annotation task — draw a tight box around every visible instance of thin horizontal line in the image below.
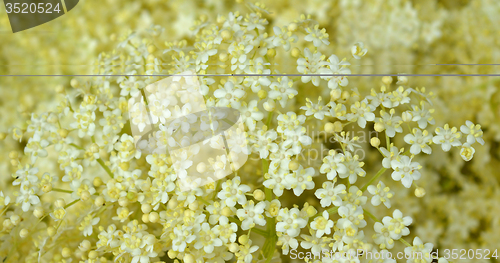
[435,64,500,66]
[1,74,500,77]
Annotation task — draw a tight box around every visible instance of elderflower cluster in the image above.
[1,1,500,263]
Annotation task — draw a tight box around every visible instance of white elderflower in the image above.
[268,76,297,108]
[194,222,223,253]
[100,108,126,135]
[300,232,331,254]
[338,152,366,184]
[277,232,299,255]
[315,181,346,207]
[380,144,403,169]
[404,237,434,263]
[460,120,484,145]
[300,97,329,120]
[390,156,422,188]
[248,128,278,159]
[460,143,475,161]
[217,176,251,207]
[271,26,297,51]
[404,128,433,154]
[320,151,347,180]
[239,100,264,131]
[410,102,435,129]
[112,207,134,223]
[319,54,351,90]
[171,225,196,252]
[16,183,40,212]
[342,186,367,207]
[276,112,306,137]
[337,205,366,235]
[243,58,271,92]
[236,200,266,230]
[310,211,334,238]
[351,42,367,59]
[71,109,96,138]
[304,24,330,47]
[367,181,394,208]
[263,167,290,197]
[276,207,307,237]
[373,222,395,249]
[214,80,246,109]
[347,99,376,128]
[0,191,11,208]
[367,86,392,108]
[382,209,412,240]
[24,132,49,164]
[285,165,315,196]
[115,134,141,162]
[79,214,100,236]
[376,109,403,138]
[297,48,326,86]
[432,124,462,152]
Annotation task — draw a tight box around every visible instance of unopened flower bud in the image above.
[253,190,265,201]
[142,213,150,223]
[263,99,276,112]
[81,190,91,201]
[183,254,195,263]
[291,47,300,58]
[33,207,44,218]
[149,212,159,223]
[370,137,381,148]
[258,89,267,99]
[288,160,299,170]
[330,89,342,101]
[93,177,103,187]
[221,207,233,217]
[88,250,98,259]
[266,48,276,58]
[374,122,385,132]
[19,228,29,238]
[94,196,105,207]
[47,226,56,236]
[415,187,426,197]
[324,122,335,133]
[62,247,71,258]
[141,204,152,214]
[288,22,298,32]
[54,199,66,208]
[382,76,393,85]
[79,240,91,251]
[238,234,249,245]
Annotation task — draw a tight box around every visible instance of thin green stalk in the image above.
[52,188,72,194]
[361,167,387,191]
[363,208,380,222]
[96,159,114,178]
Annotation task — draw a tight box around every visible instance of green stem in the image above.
[64,199,79,209]
[363,208,380,222]
[361,167,387,191]
[265,112,273,127]
[97,159,114,178]
[52,188,73,194]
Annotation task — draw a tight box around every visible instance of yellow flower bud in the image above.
[238,234,249,245]
[62,247,71,258]
[253,189,265,201]
[382,76,393,85]
[19,228,29,238]
[374,122,385,132]
[221,207,233,217]
[149,212,159,223]
[258,89,268,99]
[291,47,300,58]
[93,177,103,187]
[141,204,152,214]
[267,48,276,58]
[370,137,381,148]
[324,122,335,133]
[415,187,426,197]
[33,207,44,218]
[47,226,56,237]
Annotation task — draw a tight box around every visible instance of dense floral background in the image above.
[1,0,499,262]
